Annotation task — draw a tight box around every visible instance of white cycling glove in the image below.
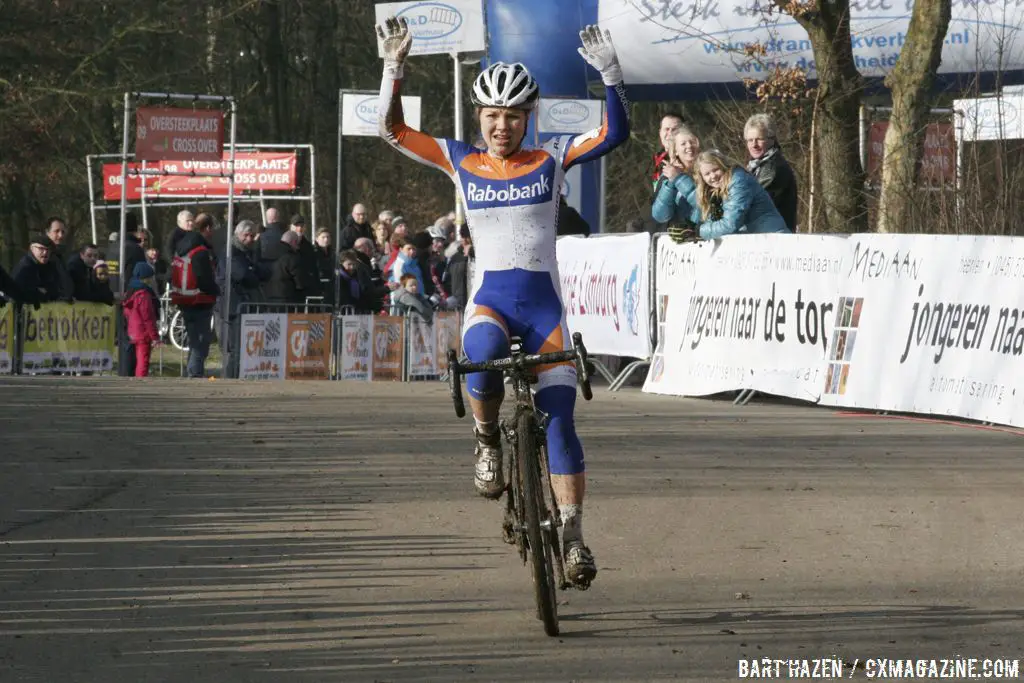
[375,16,413,79]
[577,24,623,86]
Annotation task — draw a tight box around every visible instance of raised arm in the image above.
[562,25,630,170]
[376,17,457,177]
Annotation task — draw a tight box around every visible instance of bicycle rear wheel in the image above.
[517,410,559,637]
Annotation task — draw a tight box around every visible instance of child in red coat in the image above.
[122,262,160,377]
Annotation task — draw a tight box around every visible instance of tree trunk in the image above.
[798,5,867,232]
[876,0,952,234]
[261,0,286,142]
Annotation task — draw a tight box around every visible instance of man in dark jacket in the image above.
[216,219,270,378]
[67,244,114,304]
[289,214,322,299]
[745,113,798,232]
[13,235,66,304]
[259,207,288,265]
[339,203,372,251]
[45,217,75,300]
[174,213,220,378]
[0,262,31,305]
[267,230,308,304]
[557,196,591,236]
[120,212,148,292]
[442,225,473,312]
[350,239,391,313]
[164,210,194,260]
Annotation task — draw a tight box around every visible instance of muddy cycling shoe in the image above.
[473,429,505,500]
[563,541,597,589]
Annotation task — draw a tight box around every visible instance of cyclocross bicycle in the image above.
[446,331,594,637]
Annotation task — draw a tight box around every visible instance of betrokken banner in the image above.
[556,233,652,359]
[20,302,116,374]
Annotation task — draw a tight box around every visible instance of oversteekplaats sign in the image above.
[135,106,224,161]
[374,0,485,57]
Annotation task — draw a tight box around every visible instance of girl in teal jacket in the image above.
[653,149,788,239]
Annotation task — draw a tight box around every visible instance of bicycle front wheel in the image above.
[517,410,559,637]
[169,309,189,352]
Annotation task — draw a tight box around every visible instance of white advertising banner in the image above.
[342,93,421,137]
[953,94,1024,143]
[645,234,847,401]
[374,1,485,57]
[644,236,705,392]
[339,315,373,380]
[557,233,652,359]
[598,0,1024,86]
[239,314,286,380]
[819,235,1024,428]
[408,316,437,377]
[537,98,604,135]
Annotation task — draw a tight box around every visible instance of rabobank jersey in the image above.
[379,67,630,296]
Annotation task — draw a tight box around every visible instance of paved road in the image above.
[1,377,1023,682]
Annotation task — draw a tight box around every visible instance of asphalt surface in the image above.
[1,377,1023,682]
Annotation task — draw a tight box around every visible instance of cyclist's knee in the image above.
[535,384,585,475]
[463,321,509,401]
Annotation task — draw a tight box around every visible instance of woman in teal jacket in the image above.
[653,149,788,239]
[651,126,702,230]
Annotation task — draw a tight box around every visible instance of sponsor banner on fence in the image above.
[819,235,1024,428]
[644,236,705,391]
[286,314,331,380]
[0,305,13,374]
[372,316,405,381]
[645,234,847,401]
[239,313,285,380]
[557,233,652,359]
[135,106,224,161]
[374,1,486,58]
[21,302,116,373]
[408,316,436,377]
[102,152,298,200]
[340,315,372,380]
[433,311,462,375]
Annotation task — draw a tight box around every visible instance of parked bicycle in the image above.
[157,284,213,353]
[446,331,594,637]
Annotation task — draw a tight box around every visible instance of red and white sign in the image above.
[135,106,225,161]
[102,152,298,200]
[867,122,955,186]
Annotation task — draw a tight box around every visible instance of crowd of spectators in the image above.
[648,112,798,241]
[0,108,796,380]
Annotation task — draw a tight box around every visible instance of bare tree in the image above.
[875,0,952,233]
[773,0,867,232]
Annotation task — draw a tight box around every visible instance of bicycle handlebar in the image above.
[447,332,593,418]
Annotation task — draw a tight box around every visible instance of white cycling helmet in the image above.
[472,62,540,110]
[426,225,448,241]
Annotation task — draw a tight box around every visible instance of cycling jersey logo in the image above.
[463,169,554,209]
[622,265,641,336]
[396,2,463,41]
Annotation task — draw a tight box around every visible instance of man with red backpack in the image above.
[171,213,220,378]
